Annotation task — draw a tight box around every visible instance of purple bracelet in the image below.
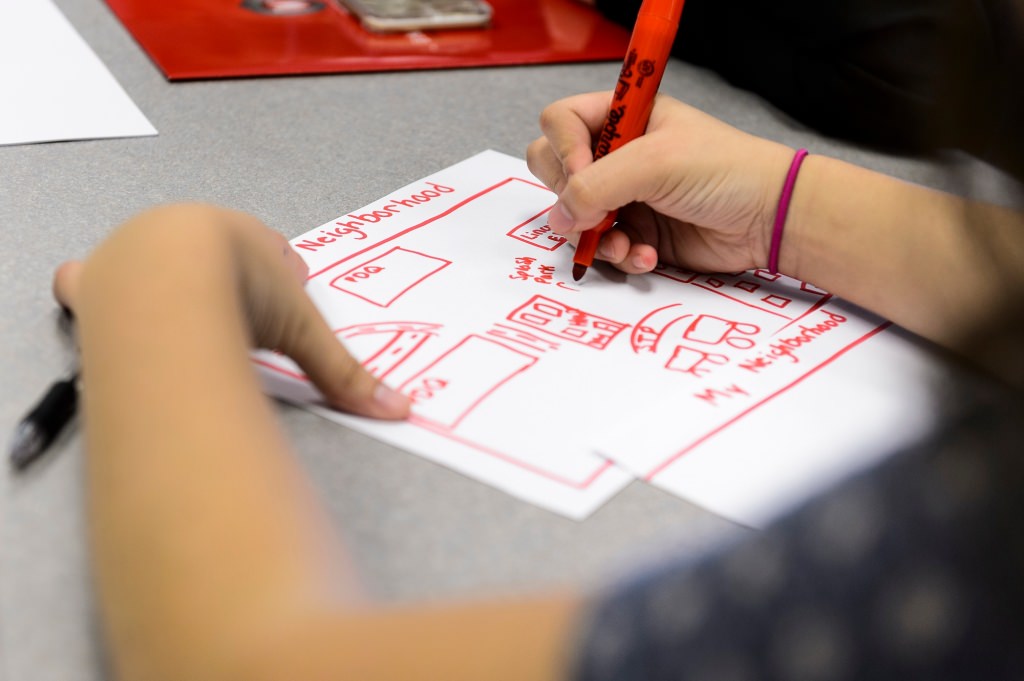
[768,148,809,274]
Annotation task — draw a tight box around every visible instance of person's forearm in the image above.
[77,213,356,681]
[782,155,1024,346]
[75,207,580,681]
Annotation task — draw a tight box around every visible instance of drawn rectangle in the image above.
[506,209,567,251]
[329,246,450,307]
[508,295,627,349]
[399,335,537,430]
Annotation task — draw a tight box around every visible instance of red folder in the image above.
[104,0,631,80]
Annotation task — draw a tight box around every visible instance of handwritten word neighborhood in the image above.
[294,182,455,252]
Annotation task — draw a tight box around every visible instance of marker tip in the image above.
[572,263,587,281]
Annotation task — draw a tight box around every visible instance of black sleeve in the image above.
[593,0,996,156]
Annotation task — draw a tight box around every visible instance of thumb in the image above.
[284,295,411,420]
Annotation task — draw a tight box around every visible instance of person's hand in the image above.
[527,92,796,274]
[52,203,410,420]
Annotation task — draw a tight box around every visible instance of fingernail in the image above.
[548,201,575,233]
[374,383,411,415]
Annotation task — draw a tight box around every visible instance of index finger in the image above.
[537,91,615,177]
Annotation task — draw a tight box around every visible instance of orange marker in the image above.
[571,0,685,281]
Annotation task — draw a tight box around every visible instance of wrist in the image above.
[767,149,811,275]
[766,155,869,298]
[747,142,800,272]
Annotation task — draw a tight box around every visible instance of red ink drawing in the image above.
[644,322,891,481]
[408,415,618,489]
[761,294,792,308]
[307,176,553,280]
[508,295,627,349]
[654,268,827,319]
[507,208,568,251]
[752,269,781,282]
[266,167,898,497]
[485,323,560,354]
[666,345,730,378]
[682,314,760,349]
[800,281,829,295]
[508,256,562,286]
[399,335,537,430]
[631,305,761,377]
[735,280,760,293]
[653,264,699,283]
[335,321,442,381]
[293,220,368,252]
[631,306,760,352]
[737,308,850,372]
[692,383,750,407]
[509,256,537,280]
[630,304,686,354]
[329,247,451,307]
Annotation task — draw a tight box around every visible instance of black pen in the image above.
[8,369,80,470]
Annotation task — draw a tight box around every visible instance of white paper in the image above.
[0,0,157,146]
[257,151,634,519]
[596,305,937,527]
[257,150,937,521]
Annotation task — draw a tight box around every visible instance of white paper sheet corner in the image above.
[0,0,157,146]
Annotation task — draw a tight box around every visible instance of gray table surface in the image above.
[2,1,1012,680]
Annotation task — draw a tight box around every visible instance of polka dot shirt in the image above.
[572,397,1024,680]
